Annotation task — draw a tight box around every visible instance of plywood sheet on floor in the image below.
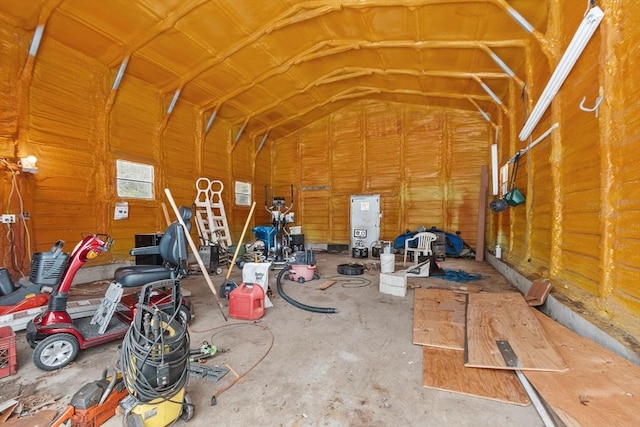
[413,288,466,350]
[465,292,567,371]
[424,283,483,293]
[524,310,640,427]
[422,346,530,406]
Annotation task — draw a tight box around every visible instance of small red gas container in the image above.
[228,283,265,320]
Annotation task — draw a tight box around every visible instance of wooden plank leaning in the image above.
[164,187,227,321]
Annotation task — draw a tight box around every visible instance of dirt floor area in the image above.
[0,252,547,426]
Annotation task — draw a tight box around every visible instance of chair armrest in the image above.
[130,245,161,256]
[405,235,418,249]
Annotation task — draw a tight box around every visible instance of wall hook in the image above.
[579,86,603,117]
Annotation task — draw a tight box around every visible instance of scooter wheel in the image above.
[180,392,195,421]
[125,413,144,427]
[179,304,192,324]
[33,333,79,371]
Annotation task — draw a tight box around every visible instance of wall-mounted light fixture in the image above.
[19,155,39,174]
[519,6,604,141]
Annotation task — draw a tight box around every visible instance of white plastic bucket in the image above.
[290,226,302,235]
[380,253,395,273]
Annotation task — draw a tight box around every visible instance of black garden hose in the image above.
[276,267,338,314]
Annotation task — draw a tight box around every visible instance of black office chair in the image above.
[115,206,193,288]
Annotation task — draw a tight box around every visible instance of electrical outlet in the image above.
[21,212,30,220]
[1,214,16,224]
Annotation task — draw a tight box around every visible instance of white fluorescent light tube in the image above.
[488,51,515,78]
[474,104,491,122]
[29,24,45,57]
[479,81,503,105]
[205,109,218,132]
[505,6,534,33]
[112,56,130,91]
[167,88,181,114]
[491,144,499,195]
[235,120,248,142]
[257,131,270,153]
[519,6,604,141]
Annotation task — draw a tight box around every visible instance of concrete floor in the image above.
[1,252,546,427]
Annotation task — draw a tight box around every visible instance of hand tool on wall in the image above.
[164,188,227,321]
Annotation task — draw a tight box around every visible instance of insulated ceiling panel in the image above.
[0,0,550,138]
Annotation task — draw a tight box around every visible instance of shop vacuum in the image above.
[118,282,193,427]
[287,249,320,283]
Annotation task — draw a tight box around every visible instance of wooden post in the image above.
[476,165,488,261]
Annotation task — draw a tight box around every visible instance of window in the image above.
[116,160,154,199]
[234,181,252,206]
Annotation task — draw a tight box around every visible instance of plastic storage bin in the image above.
[0,326,17,378]
[29,247,69,286]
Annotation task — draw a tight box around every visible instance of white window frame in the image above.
[234,181,252,206]
[116,160,155,200]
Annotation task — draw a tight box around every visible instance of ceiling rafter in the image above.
[105,0,210,68]
[158,3,343,93]
[252,86,495,137]
[234,67,512,128]
[198,38,526,117]
[159,0,538,94]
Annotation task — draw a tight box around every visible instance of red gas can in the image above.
[228,283,265,320]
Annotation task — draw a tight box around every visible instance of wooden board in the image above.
[422,347,530,406]
[425,284,483,293]
[413,288,466,350]
[465,292,567,371]
[524,311,640,427]
[316,280,336,290]
[475,165,487,261]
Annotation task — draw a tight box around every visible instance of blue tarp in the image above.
[433,269,482,283]
[393,228,466,257]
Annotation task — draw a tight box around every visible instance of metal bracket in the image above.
[579,86,603,117]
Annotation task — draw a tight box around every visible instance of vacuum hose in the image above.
[120,304,190,403]
[276,266,338,314]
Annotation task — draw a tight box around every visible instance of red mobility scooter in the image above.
[0,240,69,316]
[26,207,193,371]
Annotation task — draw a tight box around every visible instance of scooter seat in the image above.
[114,265,174,288]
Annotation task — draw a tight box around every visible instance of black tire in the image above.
[32,333,79,371]
[180,392,195,421]
[313,273,320,280]
[297,277,305,283]
[337,263,365,275]
[179,304,192,324]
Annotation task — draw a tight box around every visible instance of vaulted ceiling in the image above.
[1,0,550,139]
